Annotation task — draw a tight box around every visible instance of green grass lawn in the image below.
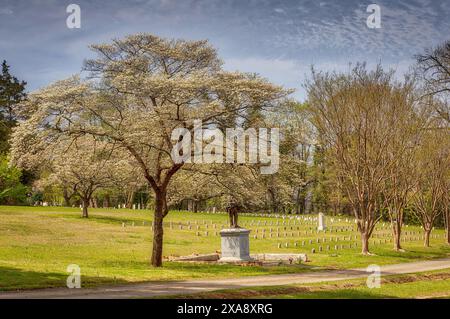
[168,268,450,299]
[0,205,449,291]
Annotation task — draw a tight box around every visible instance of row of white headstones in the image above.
[119,212,442,252]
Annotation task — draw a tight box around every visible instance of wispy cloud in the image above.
[0,8,13,15]
[0,0,448,97]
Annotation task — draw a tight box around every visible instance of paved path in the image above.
[1,258,450,299]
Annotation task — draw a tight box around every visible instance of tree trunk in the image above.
[394,231,402,251]
[103,194,110,208]
[392,222,402,251]
[295,188,301,214]
[445,210,450,245]
[151,191,166,267]
[361,232,370,255]
[91,197,98,208]
[268,189,277,213]
[446,225,450,245]
[126,190,135,209]
[82,198,89,218]
[63,187,71,207]
[424,228,431,247]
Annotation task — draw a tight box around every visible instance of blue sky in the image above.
[0,0,449,100]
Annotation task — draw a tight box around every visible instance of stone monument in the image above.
[218,203,252,262]
[318,212,326,231]
[218,228,252,262]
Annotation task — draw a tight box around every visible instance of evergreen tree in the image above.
[0,60,27,153]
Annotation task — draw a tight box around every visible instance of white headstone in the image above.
[317,212,326,231]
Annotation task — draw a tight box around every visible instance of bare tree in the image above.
[443,180,450,245]
[381,81,424,251]
[306,64,416,254]
[412,126,450,247]
[416,40,450,123]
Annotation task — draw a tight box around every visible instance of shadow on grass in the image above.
[45,213,151,226]
[88,215,149,225]
[280,289,396,299]
[159,285,396,299]
[375,247,450,261]
[0,261,319,292]
[97,259,319,276]
[163,261,321,275]
[0,266,128,291]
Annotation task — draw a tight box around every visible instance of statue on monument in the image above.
[226,203,241,228]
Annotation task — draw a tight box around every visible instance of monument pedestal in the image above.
[218,228,252,262]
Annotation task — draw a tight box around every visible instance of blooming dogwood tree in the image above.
[11,34,289,266]
[12,133,127,218]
